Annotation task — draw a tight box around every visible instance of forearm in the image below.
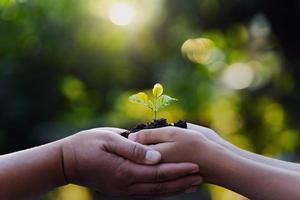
[188,123,300,172]
[203,147,300,200]
[223,141,300,172]
[0,140,67,199]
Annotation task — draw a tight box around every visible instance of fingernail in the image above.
[184,187,197,193]
[128,133,137,141]
[190,167,199,174]
[145,150,161,164]
[191,178,203,186]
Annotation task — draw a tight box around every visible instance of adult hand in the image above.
[61,128,202,196]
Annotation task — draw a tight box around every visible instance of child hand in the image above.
[128,127,225,180]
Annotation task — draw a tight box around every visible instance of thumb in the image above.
[109,134,161,165]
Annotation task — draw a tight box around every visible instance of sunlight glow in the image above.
[109,3,135,26]
[181,38,215,64]
[222,63,254,90]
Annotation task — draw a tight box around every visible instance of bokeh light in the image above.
[181,38,215,64]
[1,1,299,200]
[55,184,91,200]
[222,63,255,90]
[109,3,135,26]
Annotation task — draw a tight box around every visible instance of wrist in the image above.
[195,141,236,183]
[221,140,238,152]
[50,140,69,187]
[60,137,78,185]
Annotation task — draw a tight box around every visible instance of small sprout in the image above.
[153,83,163,97]
[129,83,177,120]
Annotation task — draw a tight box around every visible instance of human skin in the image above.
[129,127,300,200]
[0,127,202,199]
[187,123,300,173]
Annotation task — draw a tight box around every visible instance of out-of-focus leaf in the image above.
[157,95,177,110]
[129,92,149,106]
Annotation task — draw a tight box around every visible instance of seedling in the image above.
[121,83,186,138]
[129,83,177,120]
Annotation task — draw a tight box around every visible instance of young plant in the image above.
[129,83,177,120]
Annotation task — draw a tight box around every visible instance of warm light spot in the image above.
[55,184,92,200]
[209,98,242,135]
[109,3,135,26]
[263,103,284,132]
[222,63,254,90]
[181,38,215,64]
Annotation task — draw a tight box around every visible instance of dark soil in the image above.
[121,118,187,138]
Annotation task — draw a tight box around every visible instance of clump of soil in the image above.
[121,118,187,138]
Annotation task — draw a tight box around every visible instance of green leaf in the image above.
[129,92,149,106]
[153,83,163,97]
[157,95,177,110]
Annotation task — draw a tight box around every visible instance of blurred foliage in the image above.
[44,184,92,200]
[1,0,300,199]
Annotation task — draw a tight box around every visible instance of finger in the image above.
[183,186,199,193]
[108,133,161,165]
[91,127,128,134]
[128,175,202,196]
[187,123,221,141]
[148,143,185,163]
[128,127,182,145]
[187,123,211,133]
[129,162,199,182]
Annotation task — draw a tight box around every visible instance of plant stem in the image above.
[154,96,157,121]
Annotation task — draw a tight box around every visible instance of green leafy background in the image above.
[1,0,300,199]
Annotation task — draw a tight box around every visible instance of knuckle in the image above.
[164,127,178,138]
[210,130,218,136]
[155,166,168,181]
[75,130,89,138]
[136,130,150,143]
[102,131,115,140]
[129,143,145,161]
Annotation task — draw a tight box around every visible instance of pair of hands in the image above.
[63,124,300,200]
[128,124,227,182]
[2,121,297,199]
[60,126,213,197]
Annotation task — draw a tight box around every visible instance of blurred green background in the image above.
[1,0,300,199]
